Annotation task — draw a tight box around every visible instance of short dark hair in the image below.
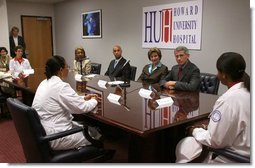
[0,47,8,54]
[14,45,24,52]
[45,55,66,79]
[147,47,162,60]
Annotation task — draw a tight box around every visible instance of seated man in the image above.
[160,46,200,91]
[105,45,131,81]
[175,52,250,163]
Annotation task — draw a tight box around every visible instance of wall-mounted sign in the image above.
[142,0,203,50]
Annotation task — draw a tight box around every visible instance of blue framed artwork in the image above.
[82,9,102,38]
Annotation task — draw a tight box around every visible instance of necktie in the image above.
[114,60,118,68]
[178,66,183,80]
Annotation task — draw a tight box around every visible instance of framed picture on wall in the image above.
[82,9,102,38]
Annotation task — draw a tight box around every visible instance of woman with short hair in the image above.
[137,47,168,84]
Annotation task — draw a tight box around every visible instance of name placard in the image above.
[138,88,153,99]
[97,80,108,89]
[107,93,122,105]
[156,97,174,109]
[75,74,82,81]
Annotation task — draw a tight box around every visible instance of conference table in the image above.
[71,75,218,162]
[2,70,219,162]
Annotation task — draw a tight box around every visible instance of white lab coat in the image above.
[32,76,98,150]
[176,82,250,163]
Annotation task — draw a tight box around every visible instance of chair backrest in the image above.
[91,63,101,74]
[7,98,53,162]
[130,66,137,81]
[200,73,219,95]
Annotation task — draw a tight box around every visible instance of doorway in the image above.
[21,15,53,89]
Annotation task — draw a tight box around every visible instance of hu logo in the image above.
[144,8,173,44]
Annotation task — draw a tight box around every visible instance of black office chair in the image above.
[7,98,113,163]
[130,66,137,81]
[200,73,219,95]
[91,63,101,75]
[192,145,250,163]
[0,91,8,119]
[207,147,250,163]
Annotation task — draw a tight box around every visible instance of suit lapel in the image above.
[179,60,191,81]
[111,58,124,75]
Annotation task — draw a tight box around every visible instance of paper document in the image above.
[108,81,124,85]
[84,74,96,78]
[0,72,12,79]
[23,69,34,75]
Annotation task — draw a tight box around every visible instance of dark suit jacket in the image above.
[160,60,200,91]
[9,36,26,58]
[105,57,131,80]
[137,63,168,84]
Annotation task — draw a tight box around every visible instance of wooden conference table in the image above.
[2,70,219,162]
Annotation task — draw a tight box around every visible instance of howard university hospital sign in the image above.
[142,0,203,49]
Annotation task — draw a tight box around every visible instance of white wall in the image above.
[6,1,56,52]
[0,0,10,51]
[6,0,251,95]
[54,0,251,95]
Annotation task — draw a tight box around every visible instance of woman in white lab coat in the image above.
[32,55,100,150]
[175,52,250,163]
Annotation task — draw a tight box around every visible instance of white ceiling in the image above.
[7,0,65,4]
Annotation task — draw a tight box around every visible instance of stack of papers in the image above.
[0,72,12,79]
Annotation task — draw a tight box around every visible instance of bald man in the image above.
[105,45,131,81]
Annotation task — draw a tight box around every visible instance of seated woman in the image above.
[9,45,32,87]
[73,47,91,75]
[175,52,250,163]
[0,47,15,97]
[32,55,101,150]
[137,47,168,85]
[0,47,12,72]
